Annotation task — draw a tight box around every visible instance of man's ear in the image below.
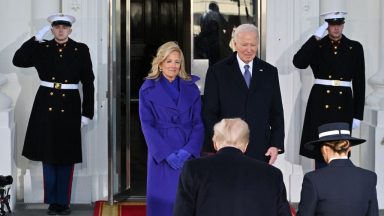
[240,142,248,153]
[213,141,219,151]
[69,28,72,35]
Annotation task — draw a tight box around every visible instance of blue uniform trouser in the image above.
[43,163,74,207]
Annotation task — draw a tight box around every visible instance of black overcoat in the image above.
[203,52,285,161]
[13,37,95,164]
[293,35,365,160]
[297,159,378,216]
[173,147,291,216]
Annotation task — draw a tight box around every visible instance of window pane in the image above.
[193,0,257,66]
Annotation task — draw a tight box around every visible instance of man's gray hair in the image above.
[212,118,249,149]
[233,23,259,41]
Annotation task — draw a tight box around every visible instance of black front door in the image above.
[118,0,190,199]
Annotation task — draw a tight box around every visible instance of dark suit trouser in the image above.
[43,163,74,207]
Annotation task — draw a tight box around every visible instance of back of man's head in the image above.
[212,118,249,152]
[208,1,219,12]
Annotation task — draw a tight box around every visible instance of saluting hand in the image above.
[35,25,52,42]
[314,22,328,40]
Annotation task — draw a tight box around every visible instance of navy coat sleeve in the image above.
[292,36,319,70]
[79,44,95,119]
[352,42,365,120]
[297,174,318,216]
[12,37,39,68]
[366,175,379,216]
[269,67,285,151]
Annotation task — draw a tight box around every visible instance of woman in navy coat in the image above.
[297,122,378,216]
[139,41,204,216]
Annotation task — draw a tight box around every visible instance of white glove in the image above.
[352,118,361,129]
[314,22,328,39]
[81,116,90,127]
[35,25,51,42]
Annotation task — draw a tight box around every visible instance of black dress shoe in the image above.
[47,204,58,215]
[56,205,71,215]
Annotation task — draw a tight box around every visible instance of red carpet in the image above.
[93,200,146,216]
[93,200,296,216]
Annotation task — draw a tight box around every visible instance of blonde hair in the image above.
[323,140,351,154]
[146,41,190,80]
[212,118,249,149]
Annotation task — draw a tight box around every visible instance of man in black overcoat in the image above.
[203,23,284,164]
[292,11,365,167]
[173,118,291,216]
[13,13,94,215]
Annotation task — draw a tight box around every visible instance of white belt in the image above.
[41,81,79,89]
[314,79,352,87]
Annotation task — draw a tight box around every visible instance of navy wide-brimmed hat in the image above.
[304,122,366,151]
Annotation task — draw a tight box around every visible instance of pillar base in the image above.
[362,107,384,208]
[0,108,16,210]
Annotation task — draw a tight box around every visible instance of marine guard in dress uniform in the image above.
[292,11,365,168]
[13,13,94,215]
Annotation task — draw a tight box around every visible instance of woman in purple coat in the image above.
[139,41,204,216]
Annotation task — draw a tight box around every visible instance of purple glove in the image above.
[177,149,191,163]
[166,153,182,170]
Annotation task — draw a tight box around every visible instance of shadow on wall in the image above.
[0,32,41,199]
[273,28,315,168]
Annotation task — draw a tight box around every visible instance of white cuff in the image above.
[81,116,90,126]
[352,118,361,129]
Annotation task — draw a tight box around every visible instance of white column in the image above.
[365,1,384,110]
[363,0,384,209]
[0,74,15,210]
[62,0,109,203]
[320,0,346,14]
[31,0,60,32]
[0,75,12,110]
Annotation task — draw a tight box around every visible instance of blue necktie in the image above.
[243,65,251,88]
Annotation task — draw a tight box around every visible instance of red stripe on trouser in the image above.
[66,165,75,205]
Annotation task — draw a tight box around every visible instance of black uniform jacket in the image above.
[203,52,285,161]
[13,37,95,164]
[173,147,291,216]
[297,159,378,216]
[293,35,365,160]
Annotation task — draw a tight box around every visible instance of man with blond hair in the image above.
[173,118,291,216]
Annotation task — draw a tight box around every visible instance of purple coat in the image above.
[139,75,204,216]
